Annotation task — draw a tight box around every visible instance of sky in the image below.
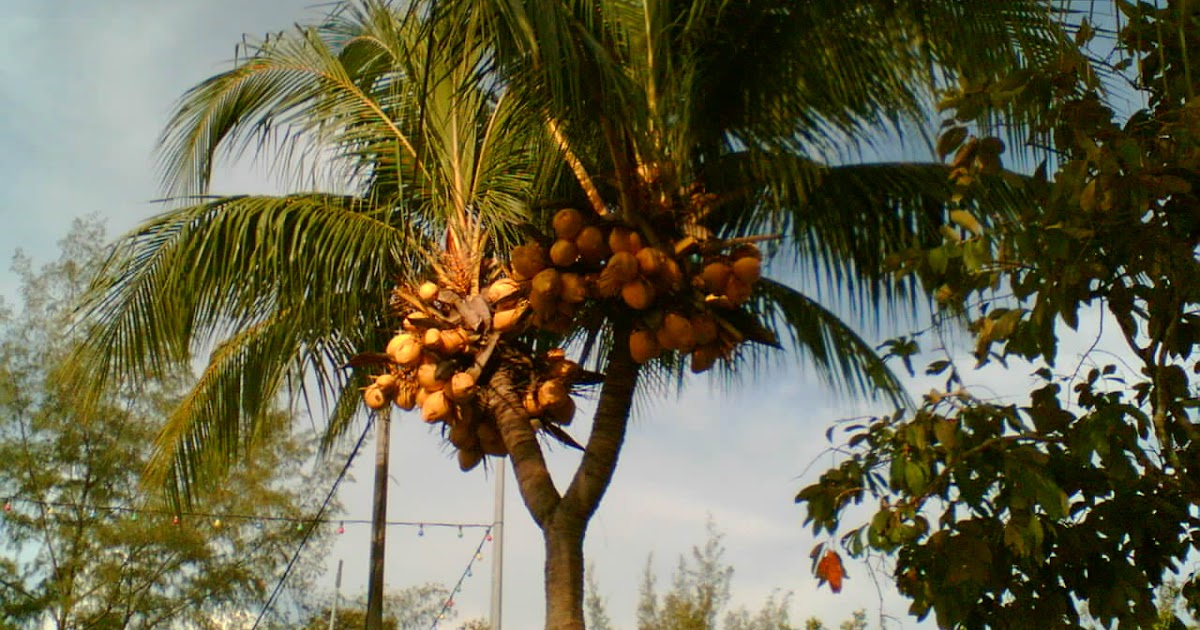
[0,2,1128,629]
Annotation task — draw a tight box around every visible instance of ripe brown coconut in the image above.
[701,261,732,294]
[724,275,753,305]
[458,446,484,471]
[510,242,547,280]
[559,272,588,303]
[690,344,721,373]
[629,329,661,363]
[636,247,668,277]
[660,313,696,351]
[732,256,762,284]
[608,226,643,254]
[476,421,508,456]
[374,373,399,396]
[691,313,719,346]
[449,416,479,449]
[621,278,656,310]
[537,379,570,409]
[440,329,467,354]
[546,396,576,425]
[575,226,609,266]
[552,208,585,240]
[550,238,580,267]
[531,268,563,300]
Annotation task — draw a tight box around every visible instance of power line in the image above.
[251,420,373,630]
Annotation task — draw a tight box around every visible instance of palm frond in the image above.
[754,278,909,408]
[69,194,419,419]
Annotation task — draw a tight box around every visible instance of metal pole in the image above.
[489,463,505,630]
[366,412,392,629]
[328,559,343,630]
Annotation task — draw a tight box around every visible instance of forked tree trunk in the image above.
[487,322,640,630]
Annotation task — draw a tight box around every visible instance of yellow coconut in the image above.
[621,278,656,310]
[552,208,585,240]
[386,333,420,364]
[732,256,762,284]
[629,329,661,363]
[608,226,643,254]
[575,226,609,266]
[421,390,452,423]
[546,396,576,426]
[660,313,696,351]
[701,261,732,294]
[458,446,484,471]
[537,379,570,409]
[416,387,429,407]
[690,344,720,374]
[395,339,423,366]
[363,385,388,410]
[510,242,547,280]
[418,281,440,301]
[529,291,558,317]
[660,257,684,290]
[374,373,399,395]
[423,327,444,350]
[476,422,508,456]
[549,239,580,267]
[492,305,526,332]
[486,278,522,304]
[690,313,719,345]
[559,272,587,303]
[449,372,477,402]
[417,363,444,392]
[440,329,467,354]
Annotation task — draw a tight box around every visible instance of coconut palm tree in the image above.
[70,1,1086,629]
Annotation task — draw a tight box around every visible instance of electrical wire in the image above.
[250,419,373,630]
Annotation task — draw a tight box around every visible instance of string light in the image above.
[429,526,493,630]
[337,521,345,535]
[0,497,489,531]
[457,525,463,538]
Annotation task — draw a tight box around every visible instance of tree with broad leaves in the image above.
[798,1,1200,627]
[69,1,1089,628]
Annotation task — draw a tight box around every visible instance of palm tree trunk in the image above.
[544,515,587,630]
[366,410,391,630]
[486,323,641,630]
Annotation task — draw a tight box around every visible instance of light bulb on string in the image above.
[129,512,138,522]
[466,567,472,577]
[3,502,12,513]
[172,516,180,526]
[475,552,483,561]
[212,518,222,529]
[337,521,345,535]
[458,526,463,538]
[255,520,264,530]
[486,533,493,542]
[418,524,425,537]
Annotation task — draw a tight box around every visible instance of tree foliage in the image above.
[0,219,336,629]
[798,2,1200,627]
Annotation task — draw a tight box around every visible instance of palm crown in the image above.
[71,1,1084,627]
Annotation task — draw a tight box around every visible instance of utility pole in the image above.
[489,464,505,630]
[327,559,343,630]
[365,411,391,629]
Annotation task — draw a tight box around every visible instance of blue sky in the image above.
[0,2,1130,628]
